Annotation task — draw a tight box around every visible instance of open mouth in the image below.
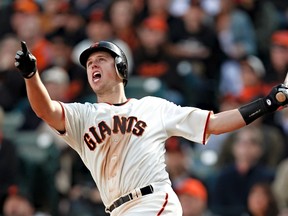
[92,71,101,82]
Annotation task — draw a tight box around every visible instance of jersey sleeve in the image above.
[54,102,87,154]
[160,99,212,144]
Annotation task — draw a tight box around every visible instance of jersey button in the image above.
[111,155,117,161]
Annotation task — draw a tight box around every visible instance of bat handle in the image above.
[276,91,287,103]
[276,72,288,102]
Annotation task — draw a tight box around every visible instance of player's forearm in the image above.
[208,83,288,135]
[24,72,65,132]
[207,109,246,135]
[24,72,56,118]
[15,41,65,132]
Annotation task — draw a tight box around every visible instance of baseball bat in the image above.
[276,72,288,102]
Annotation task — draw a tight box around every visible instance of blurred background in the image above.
[0,0,288,215]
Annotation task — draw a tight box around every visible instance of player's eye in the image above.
[98,57,106,62]
[87,60,93,68]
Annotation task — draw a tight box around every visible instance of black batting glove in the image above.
[239,84,288,125]
[263,84,288,112]
[15,41,37,79]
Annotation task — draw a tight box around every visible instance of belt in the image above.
[105,185,154,213]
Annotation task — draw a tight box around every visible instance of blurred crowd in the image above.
[1,0,288,215]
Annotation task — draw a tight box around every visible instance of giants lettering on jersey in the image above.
[84,115,147,150]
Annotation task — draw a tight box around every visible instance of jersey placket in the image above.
[107,115,121,194]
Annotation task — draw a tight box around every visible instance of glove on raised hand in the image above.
[239,84,288,125]
[263,84,288,112]
[15,41,37,79]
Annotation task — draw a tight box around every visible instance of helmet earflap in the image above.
[115,56,128,80]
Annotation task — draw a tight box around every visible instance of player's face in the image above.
[86,51,122,93]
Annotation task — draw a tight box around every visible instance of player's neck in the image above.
[95,82,127,104]
[97,89,127,104]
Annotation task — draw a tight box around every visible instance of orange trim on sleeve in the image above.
[202,111,212,144]
[57,101,66,134]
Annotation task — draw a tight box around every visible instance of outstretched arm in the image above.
[207,84,288,135]
[15,41,65,132]
[207,109,245,135]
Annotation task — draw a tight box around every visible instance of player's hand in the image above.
[263,84,288,112]
[14,41,37,79]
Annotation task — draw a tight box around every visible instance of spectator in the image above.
[216,115,285,170]
[45,6,87,47]
[48,34,90,102]
[273,107,288,159]
[139,0,184,51]
[11,0,54,72]
[267,0,288,29]
[38,0,70,36]
[106,0,139,52]
[232,55,268,104]
[133,15,184,104]
[166,4,223,108]
[3,194,36,216]
[0,106,20,214]
[217,0,257,99]
[279,209,288,216]
[167,4,222,81]
[272,158,288,215]
[0,34,26,111]
[0,1,14,38]
[39,0,86,46]
[130,0,146,23]
[211,125,275,216]
[3,191,52,216]
[247,182,279,216]
[143,0,171,18]
[176,178,213,216]
[264,30,288,87]
[216,0,257,59]
[61,149,108,216]
[236,0,281,61]
[69,0,109,18]
[165,137,196,189]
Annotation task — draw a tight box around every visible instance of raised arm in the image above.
[207,84,288,135]
[15,41,65,132]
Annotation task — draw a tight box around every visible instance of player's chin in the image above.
[91,85,101,93]
[91,83,106,94]
[89,79,101,89]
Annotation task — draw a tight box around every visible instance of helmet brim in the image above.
[79,47,115,68]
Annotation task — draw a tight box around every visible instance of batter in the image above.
[14,40,288,215]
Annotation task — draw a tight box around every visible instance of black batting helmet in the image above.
[79,41,128,86]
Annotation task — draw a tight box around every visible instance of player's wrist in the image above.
[238,98,268,125]
[22,70,37,79]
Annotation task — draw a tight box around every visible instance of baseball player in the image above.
[14,40,288,215]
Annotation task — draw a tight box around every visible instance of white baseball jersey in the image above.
[55,96,211,209]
